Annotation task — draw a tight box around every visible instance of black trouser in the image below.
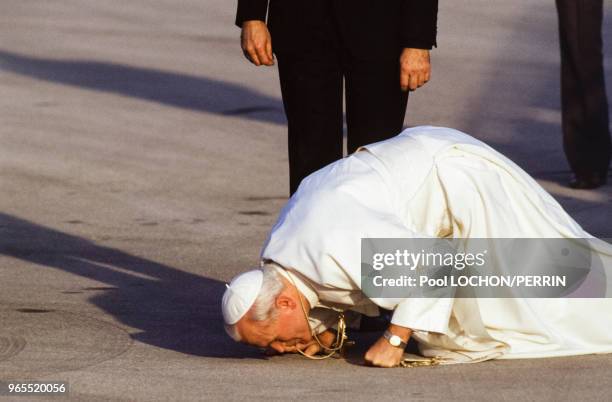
[555,0,611,177]
[275,12,408,195]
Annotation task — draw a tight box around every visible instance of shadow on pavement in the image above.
[460,2,612,184]
[0,49,285,125]
[0,212,263,359]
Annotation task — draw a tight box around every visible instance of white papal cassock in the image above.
[260,126,612,364]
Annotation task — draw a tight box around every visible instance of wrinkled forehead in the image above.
[236,318,276,348]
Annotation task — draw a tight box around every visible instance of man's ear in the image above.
[275,294,297,310]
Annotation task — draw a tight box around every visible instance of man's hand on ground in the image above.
[399,48,431,91]
[241,20,274,66]
[364,324,412,368]
[300,329,337,356]
[265,330,337,356]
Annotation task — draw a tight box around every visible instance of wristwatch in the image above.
[383,330,407,349]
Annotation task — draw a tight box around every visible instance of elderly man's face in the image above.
[235,291,313,352]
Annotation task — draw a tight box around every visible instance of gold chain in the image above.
[286,271,352,360]
[285,268,440,367]
[399,356,442,368]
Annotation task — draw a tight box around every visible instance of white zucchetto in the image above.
[221,269,263,325]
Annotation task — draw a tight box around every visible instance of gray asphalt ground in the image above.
[1,1,611,401]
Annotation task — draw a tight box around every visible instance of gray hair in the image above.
[224,265,285,342]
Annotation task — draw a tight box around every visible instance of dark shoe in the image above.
[569,171,608,189]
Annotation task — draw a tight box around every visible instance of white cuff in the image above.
[390,298,454,334]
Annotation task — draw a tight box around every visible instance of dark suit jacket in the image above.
[235,0,438,56]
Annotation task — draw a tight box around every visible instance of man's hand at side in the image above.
[364,324,412,368]
[241,20,274,66]
[399,48,431,91]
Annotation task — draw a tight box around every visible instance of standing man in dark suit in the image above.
[555,0,610,189]
[236,0,439,195]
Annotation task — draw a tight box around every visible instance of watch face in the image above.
[389,335,401,347]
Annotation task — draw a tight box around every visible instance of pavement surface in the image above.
[0,0,611,401]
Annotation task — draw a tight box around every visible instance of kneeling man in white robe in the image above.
[222,126,612,368]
